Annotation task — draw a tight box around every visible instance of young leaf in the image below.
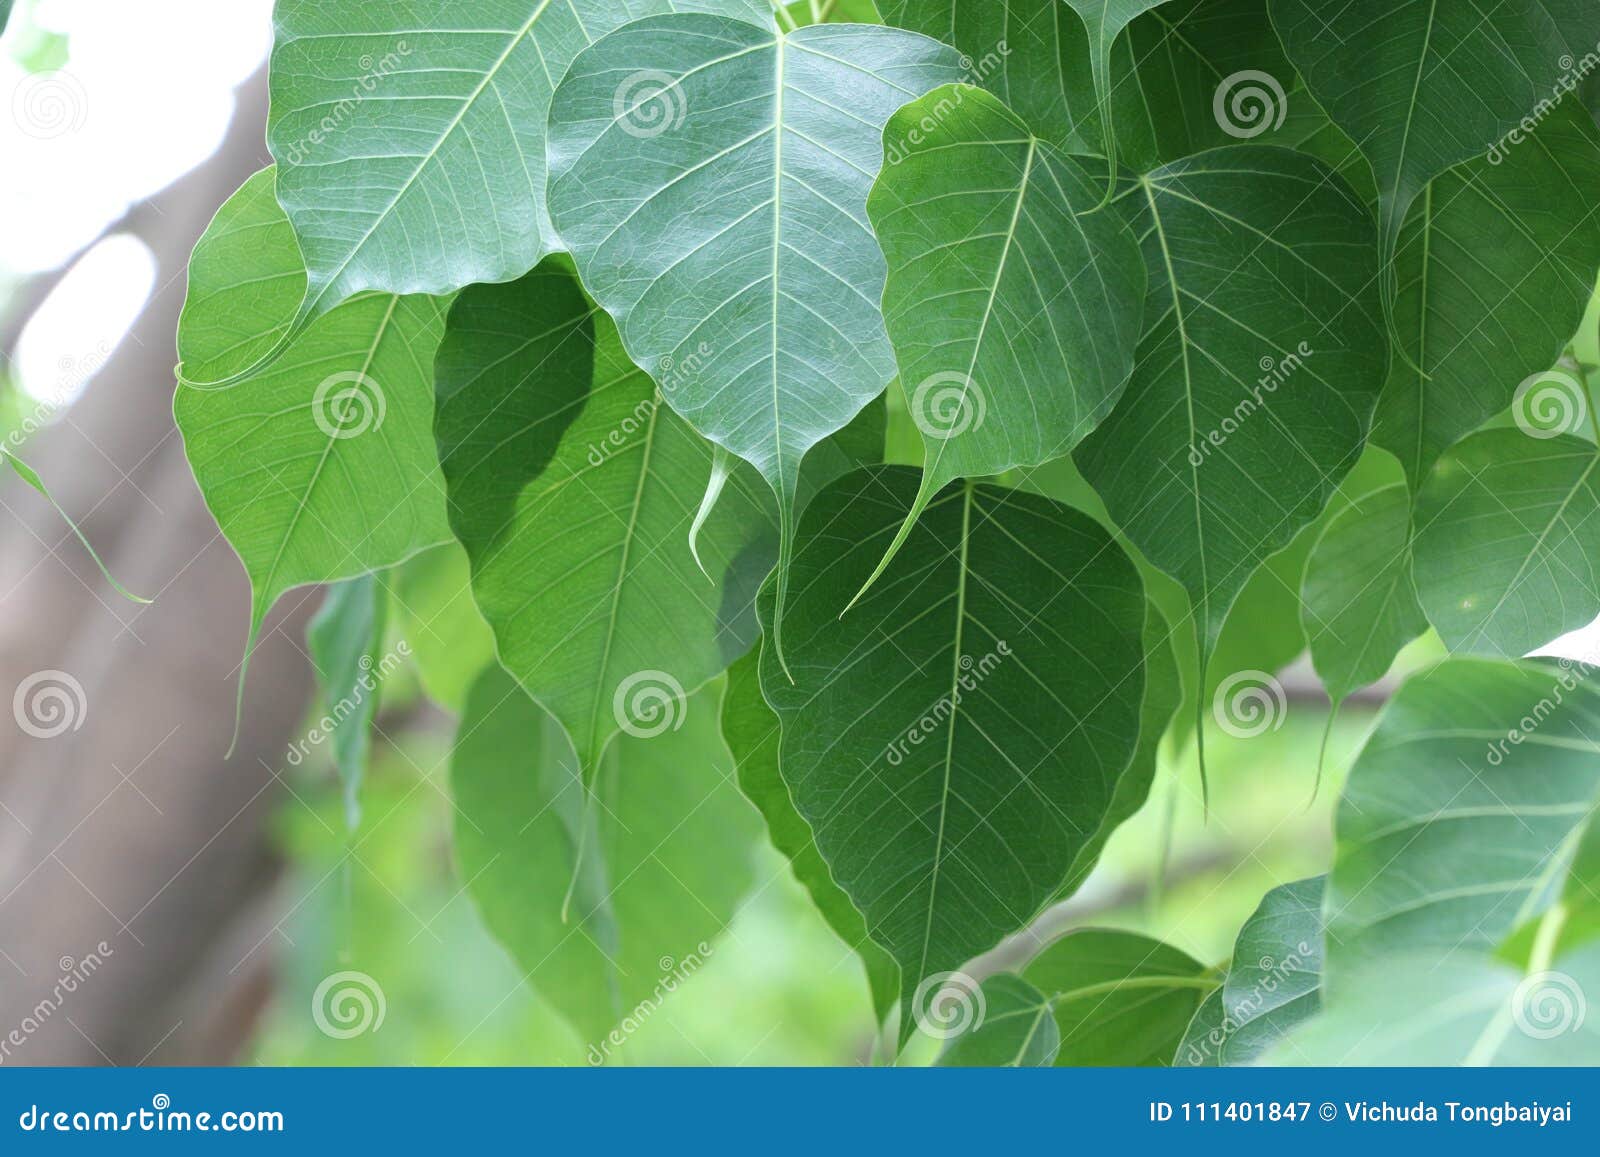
[1022,929,1215,1066]
[451,665,760,1052]
[1414,430,1600,658]
[257,0,773,348]
[1302,484,1428,705]
[721,648,900,1026]
[174,168,451,699]
[1,451,150,605]
[933,973,1060,1066]
[1074,147,1387,695]
[1216,875,1324,1064]
[859,85,1145,594]
[757,466,1149,1045]
[435,258,776,785]
[1372,104,1600,491]
[391,543,497,715]
[306,575,388,829]
[545,15,966,666]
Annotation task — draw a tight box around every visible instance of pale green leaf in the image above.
[934,973,1060,1066]
[392,543,497,714]
[307,575,388,829]
[1217,875,1324,1064]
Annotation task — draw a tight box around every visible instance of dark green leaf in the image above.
[934,973,1060,1066]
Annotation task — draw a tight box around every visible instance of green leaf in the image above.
[451,664,760,1051]
[1303,483,1427,704]
[860,85,1145,592]
[545,15,967,665]
[1414,430,1600,658]
[306,575,388,829]
[1372,104,1600,491]
[1216,875,1324,1064]
[435,257,776,783]
[1022,929,1215,1065]
[1270,0,1574,306]
[174,168,451,685]
[721,648,899,1026]
[1074,147,1387,682]
[1060,1,1177,203]
[1324,658,1600,980]
[1173,989,1227,1066]
[260,0,772,338]
[391,543,498,715]
[757,466,1149,1044]
[934,973,1060,1066]
[1,450,149,605]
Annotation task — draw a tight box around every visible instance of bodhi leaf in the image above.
[391,543,497,715]
[1173,990,1227,1066]
[1302,484,1428,706]
[1372,103,1600,491]
[247,0,772,365]
[174,168,451,703]
[859,85,1145,595]
[452,665,760,1051]
[1216,875,1324,1065]
[545,15,966,667]
[1270,0,1574,319]
[1059,0,1177,204]
[1074,146,1387,732]
[435,258,776,784]
[1022,929,1215,1066]
[306,575,388,829]
[934,973,1060,1066]
[757,466,1149,1045]
[1414,430,1600,659]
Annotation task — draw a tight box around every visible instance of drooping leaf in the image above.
[1372,103,1600,491]
[1,450,149,605]
[451,665,760,1051]
[934,973,1060,1067]
[721,649,900,1026]
[1270,0,1574,304]
[757,466,1149,1044]
[257,0,772,345]
[307,574,388,829]
[1173,988,1227,1066]
[1074,146,1387,685]
[545,15,967,664]
[435,258,776,783]
[861,84,1145,590]
[1323,658,1600,982]
[174,168,451,685]
[391,543,498,715]
[1413,430,1600,658]
[1216,875,1325,1064]
[1302,483,1427,704]
[1022,929,1215,1066]
[1060,1,1177,202]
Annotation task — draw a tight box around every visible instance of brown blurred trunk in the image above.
[0,69,315,1064]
